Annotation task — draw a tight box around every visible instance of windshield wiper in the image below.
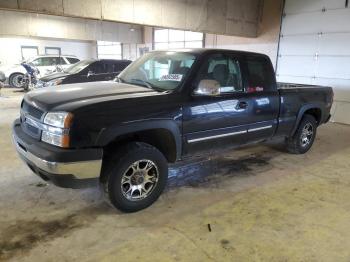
[129,78,153,89]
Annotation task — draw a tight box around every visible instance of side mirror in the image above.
[193,79,221,96]
[87,70,94,77]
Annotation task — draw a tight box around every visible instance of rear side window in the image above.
[67,57,80,64]
[112,62,129,72]
[106,63,125,73]
[59,57,67,65]
[246,57,275,92]
[32,57,57,66]
[88,62,106,74]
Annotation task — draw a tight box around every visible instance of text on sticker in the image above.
[159,74,183,82]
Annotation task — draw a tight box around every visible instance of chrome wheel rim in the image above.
[121,159,159,201]
[12,74,24,88]
[300,123,313,147]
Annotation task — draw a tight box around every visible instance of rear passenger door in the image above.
[241,55,280,142]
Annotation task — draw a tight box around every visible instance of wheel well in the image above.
[103,128,177,163]
[304,108,322,124]
[9,72,24,78]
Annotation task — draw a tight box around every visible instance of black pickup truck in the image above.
[13,49,333,212]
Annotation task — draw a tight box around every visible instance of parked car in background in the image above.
[0,70,5,84]
[35,59,132,88]
[0,70,5,90]
[0,55,80,88]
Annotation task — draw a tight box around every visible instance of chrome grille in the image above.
[22,100,44,120]
[21,100,44,139]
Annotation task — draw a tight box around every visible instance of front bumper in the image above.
[13,119,103,188]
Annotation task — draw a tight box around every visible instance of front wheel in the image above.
[101,142,168,212]
[286,114,317,154]
[9,73,25,88]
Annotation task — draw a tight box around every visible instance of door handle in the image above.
[237,101,248,110]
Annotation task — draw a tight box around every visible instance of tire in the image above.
[101,142,168,212]
[286,114,317,154]
[9,73,25,88]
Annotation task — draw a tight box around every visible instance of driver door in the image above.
[182,53,251,155]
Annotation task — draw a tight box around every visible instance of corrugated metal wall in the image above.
[0,0,262,38]
[276,0,350,124]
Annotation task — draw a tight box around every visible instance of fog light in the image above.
[42,131,70,148]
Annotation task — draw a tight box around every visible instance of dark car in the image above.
[36,59,131,88]
[13,49,333,212]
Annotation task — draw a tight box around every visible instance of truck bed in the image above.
[275,82,333,137]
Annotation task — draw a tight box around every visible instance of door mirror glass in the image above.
[87,70,94,77]
[193,79,221,96]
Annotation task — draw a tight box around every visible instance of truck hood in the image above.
[25,81,159,112]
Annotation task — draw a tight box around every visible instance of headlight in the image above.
[41,112,73,147]
[44,112,73,128]
[45,78,64,87]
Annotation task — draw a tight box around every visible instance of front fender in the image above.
[95,119,182,160]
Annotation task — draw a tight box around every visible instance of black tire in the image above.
[101,142,168,212]
[286,114,317,154]
[9,73,24,88]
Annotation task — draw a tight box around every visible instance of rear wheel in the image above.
[9,73,25,88]
[286,114,317,154]
[101,142,168,212]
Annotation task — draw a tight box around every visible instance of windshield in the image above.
[65,60,93,74]
[119,51,197,91]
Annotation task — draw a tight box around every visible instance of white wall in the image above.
[0,10,142,43]
[0,37,96,66]
[0,0,262,38]
[205,0,283,69]
[0,9,144,66]
[122,26,153,61]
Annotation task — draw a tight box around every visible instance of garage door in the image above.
[276,0,350,124]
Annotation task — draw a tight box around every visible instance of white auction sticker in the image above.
[159,74,183,82]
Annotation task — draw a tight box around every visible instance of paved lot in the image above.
[1,87,350,261]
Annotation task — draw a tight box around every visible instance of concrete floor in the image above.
[1,88,350,261]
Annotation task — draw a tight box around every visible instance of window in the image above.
[246,57,274,92]
[66,57,80,64]
[195,54,243,93]
[21,46,38,60]
[59,57,67,65]
[97,41,122,59]
[110,61,130,73]
[119,51,197,91]
[154,29,203,50]
[87,62,107,74]
[45,47,61,55]
[65,60,92,74]
[31,57,62,66]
